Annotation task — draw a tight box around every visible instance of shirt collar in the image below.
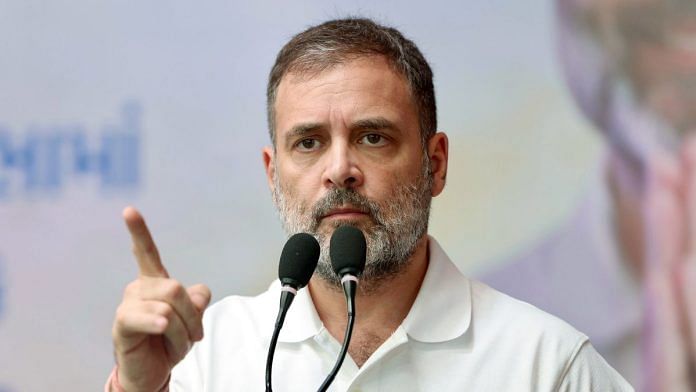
[401,236,472,342]
[273,236,472,344]
[276,280,324,343]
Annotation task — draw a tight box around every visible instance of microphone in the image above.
[266,233,320,392]
[317,226,367,392]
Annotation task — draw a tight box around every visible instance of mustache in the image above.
[310,188,382,227]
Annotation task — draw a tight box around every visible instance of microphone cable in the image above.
[317,275,358,392]
[317,226,366,392]
[266,233,320,392]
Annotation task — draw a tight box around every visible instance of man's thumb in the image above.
[187,284,212,313]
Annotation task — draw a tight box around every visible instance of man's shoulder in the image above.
[460,279,632,390]
[469,278,588,353]
[428,236,587,348]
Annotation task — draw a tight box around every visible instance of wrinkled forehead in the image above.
[273,56,416,125]
[277,54,411,99]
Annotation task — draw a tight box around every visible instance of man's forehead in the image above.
[278,55,404,91]
[273,56,415,132]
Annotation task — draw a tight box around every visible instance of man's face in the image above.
[263,56,440,287]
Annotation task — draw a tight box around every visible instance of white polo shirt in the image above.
[170,237,632,391]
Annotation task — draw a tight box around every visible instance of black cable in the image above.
[317,279,357,392]
[266,290,294,392]
[265,233,319,391]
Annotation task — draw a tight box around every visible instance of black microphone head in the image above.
[278,233,320,289]
[329,225,367,277]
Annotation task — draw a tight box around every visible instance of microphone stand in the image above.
[264,232,319,391]
[266,286,297,392]
[317,275,358,392]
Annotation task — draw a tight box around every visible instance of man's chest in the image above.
[347,330,392,368]
[180,324,563,392]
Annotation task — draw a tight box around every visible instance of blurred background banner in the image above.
[0,1,605,390]
[485,0,696,389]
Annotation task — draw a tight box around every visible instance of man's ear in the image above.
[262,146,275,190]
[428,132,449,197]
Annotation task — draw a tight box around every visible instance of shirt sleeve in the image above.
[556,340,634,392]
[169,343,205,391]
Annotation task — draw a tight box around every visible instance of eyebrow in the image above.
[287,122,324,138]
[351,117,399,134]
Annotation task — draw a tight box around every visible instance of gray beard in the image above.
[271,154,433,292]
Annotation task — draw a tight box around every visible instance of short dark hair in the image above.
[266,17,437,148]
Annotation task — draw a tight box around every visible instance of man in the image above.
[484,0,696,390]
[107,18,630,391]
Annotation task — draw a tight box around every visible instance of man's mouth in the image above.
[321,207,370,221]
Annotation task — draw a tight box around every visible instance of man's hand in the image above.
[111,207,211,391]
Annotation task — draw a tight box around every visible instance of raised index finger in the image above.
[123,206,169,278]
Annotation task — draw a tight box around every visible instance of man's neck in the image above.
[308,235,430,367]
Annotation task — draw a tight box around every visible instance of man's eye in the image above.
[360,134,387,146]
[297,138,320,151]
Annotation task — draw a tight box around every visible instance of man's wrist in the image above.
[105,366,124,392]
[104,365,170,392]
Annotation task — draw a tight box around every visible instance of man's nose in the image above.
[323,142,364,189]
